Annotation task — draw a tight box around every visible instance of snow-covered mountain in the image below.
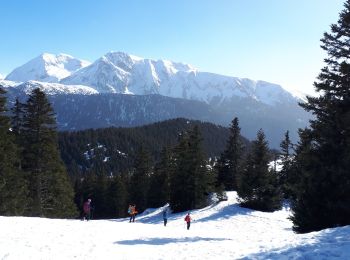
[5,53,90,83]
[1,192,349,259]
[1,52,311,147]
[61,51,298,106]
[0,73,4,80]
[4,51,302,107]
[0,80,98,96]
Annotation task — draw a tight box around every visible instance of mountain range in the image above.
[0,52,311,148]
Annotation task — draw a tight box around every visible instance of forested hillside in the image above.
[58,118,251,179]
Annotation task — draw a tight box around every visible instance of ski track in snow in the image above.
[0,192,349,260]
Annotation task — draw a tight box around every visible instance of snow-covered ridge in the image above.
[62,51,297,106]
[5,53,90,83]
[1,191,349,259]
[0,79,98,95]
[5,51,303,106]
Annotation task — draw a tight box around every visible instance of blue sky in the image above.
[0,0,345,94]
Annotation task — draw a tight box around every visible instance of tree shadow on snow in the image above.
[239,226,350,259]
[114,236,231,246]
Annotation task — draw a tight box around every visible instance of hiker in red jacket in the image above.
[184,212,192,230]
[83,199,92,221]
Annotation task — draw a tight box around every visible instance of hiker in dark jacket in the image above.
[162,209,168,226]
[83,199,92,221]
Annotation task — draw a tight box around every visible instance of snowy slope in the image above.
[0,80,98,95]
[5,53,90,83]
[1,192,349,260]
[60,51,298,106]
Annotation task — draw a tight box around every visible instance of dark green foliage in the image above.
[216,117,244,190]
[107,174,129,218]
[291,1,350,233]
[0,88,27,215]
[170,126,215,212]
[279,131,295,199]
[237,129,282,212]
[129,147,152,212]
[148,147,172,207]
[58,118,245,179]
[21,88,77,218]
[169,132,191,212]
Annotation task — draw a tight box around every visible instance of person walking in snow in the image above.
[128,204,133,222]
[184,212,191,230]
[128,204,137,222]
[82,199,92,221]
[162,209,168,226]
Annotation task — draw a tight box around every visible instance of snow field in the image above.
[0,192,349,260]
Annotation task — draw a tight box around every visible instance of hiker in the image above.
[184,212,191,230]
[128,204,137,222]
[162,209,168,226]
[83,199,92,221]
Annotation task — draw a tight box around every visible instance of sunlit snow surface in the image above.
[5,53,90,83]
[0,80,98,95]
[0,192,349,259]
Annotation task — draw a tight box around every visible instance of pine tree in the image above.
[148,147,172,207]
[279,131,294,199]
[11,98,24,137]
[92,174,109,219]
[217,117,244,190]
[11,98,25,171]
[237,129,282,212]
[170,126,214,212]
[169,132,191,212]
[188,126,214,209]
[21,88,77,218]
[0,88,28,215]
[291,1,350,233]
[108,174,129,218]
[129,146,152,212]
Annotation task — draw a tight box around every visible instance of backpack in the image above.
[83,202,90,213]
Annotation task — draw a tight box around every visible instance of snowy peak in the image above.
[61,51,297,105]
[5,53,90,83]
[61,51,197,94]
[4,51,301,106]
